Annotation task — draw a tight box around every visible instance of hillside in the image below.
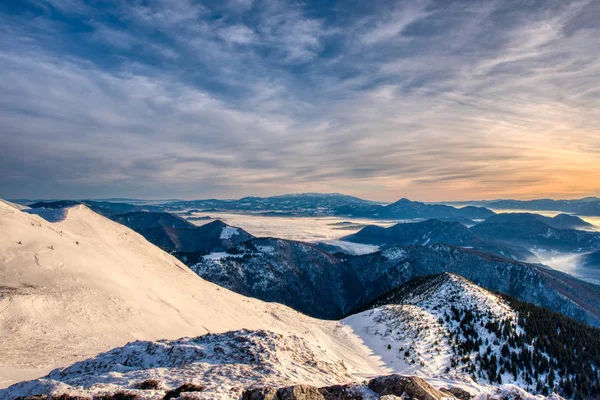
[480,213,593,230]
[28,200,151,217]
[342,219,532,260]
[470,219,600,253]
[486,198,600,216]
[190,237,362,319]
[0,202,386,388]
[110,212,253,253]
[375,199,495,220]
[192,241,600,326]
[344,273,600,398]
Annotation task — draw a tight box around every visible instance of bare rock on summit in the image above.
[441,387,473,399]
[318,384,368,399]
[277,385,325,400]
[243,385,325,400]
[368,375,446,400]
[242,387,279,400]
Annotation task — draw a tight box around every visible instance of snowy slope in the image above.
[342,273,591,397]
[0,201,385,388]
[4,330,357,399]
[0,199,29,211]
[343,274,516,381]
[0,202,568,399]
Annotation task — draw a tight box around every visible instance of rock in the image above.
[277,385,325,400]
[368,375,445,400]
[242,387,279,400]
[441,387,473,399]
[318,384,367,399]
[162,383,203,400]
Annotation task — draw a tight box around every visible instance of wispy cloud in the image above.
[0,0,598,200]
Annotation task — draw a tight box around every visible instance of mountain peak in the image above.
[367,273,509,317]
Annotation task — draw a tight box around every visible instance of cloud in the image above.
[0,0,599,201]
[359,1,432,44]
[218,24,256,45]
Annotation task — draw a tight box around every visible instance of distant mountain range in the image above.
[470,216,600,253]
[342,219,534,260]
[482,212,593,230]
[19,193,600,217]
[343,213,600,261]
[24,194,496,220]
[448,197,600,216]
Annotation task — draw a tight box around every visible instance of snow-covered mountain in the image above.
[344,273,600,398]
[0,201,384,389]
[0,202,571,399]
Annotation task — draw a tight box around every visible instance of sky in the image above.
[0,0,599,202]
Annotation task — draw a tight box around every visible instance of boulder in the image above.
[318,384,367,399]
[277,385,325,400]
[242,387,279,400]
[368,375,445,400]
[441,387,473,399]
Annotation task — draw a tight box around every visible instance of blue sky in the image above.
[1,0,599,201]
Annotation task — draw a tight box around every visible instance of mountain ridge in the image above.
[191,238,600,326]
[343,273,600,398]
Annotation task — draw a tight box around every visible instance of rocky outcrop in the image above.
[242,387,279,400]
[243,385,324,400]
[278,385,325,400]
[242,376,447,400]
[318,384,365,399]
[367,375,445,400]
[441,387,473,399]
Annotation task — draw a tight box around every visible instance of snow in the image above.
[256,245,275,254]
[3,330,356,399]
[341,274,520,392]
[219,226,239,240]
[473,384,564,400]
[24,207,69,222]
[320,239,380,255]
[202,252,244,260]
[381,247,407,261]
[0,201,386,390]
[0,201,562,399]
[0,200,29,211]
